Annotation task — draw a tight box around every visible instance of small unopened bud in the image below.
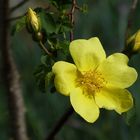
[127,30,140,52]
[26,8,41,33]
[34,32,43,41]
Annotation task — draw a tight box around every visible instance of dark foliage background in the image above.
[0,0,140,140]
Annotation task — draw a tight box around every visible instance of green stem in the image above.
[39,41,52,56]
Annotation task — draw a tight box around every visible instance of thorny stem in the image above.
[10,0,29,12]
[0,0,28,140]
[70,0,77,41]
[39,41,52,56]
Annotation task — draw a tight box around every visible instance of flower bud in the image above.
[26,8,41,33]
[127,30,140,52]
[34,32,43,41]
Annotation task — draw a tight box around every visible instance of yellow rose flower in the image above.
[52,37,137,123]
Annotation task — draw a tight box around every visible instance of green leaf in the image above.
[55,40,70,61]
[44,13,56,33]
[37,9,57,34]
[45,71,55,93]
[34,65,55,93]
[49,0,71,9]
[81,4,88,14]
[58,22,72,33]
[123,105,136,125]
[34,64,47,93]
[34,54,55,93]
[11,16,26,35]
[56,16,72,34]
[40,55,48,66]
[40,54,55,67]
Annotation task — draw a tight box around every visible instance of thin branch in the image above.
[39,41,52,56]
[122,0,138,58]
[125,0,138,41]
[0,0,28,140]
[9,4,50,22]
[10,0,29,13]
[8,15,25,21]
[45,107,74,140]
[69,0,77,41]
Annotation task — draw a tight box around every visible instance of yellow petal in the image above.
[70,88,99,123]
[95,87,133,114]
[70,37,106,72]
[52,61,77,96]
[97,53,137,88]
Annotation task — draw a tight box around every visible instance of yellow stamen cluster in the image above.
[76,70,107,97]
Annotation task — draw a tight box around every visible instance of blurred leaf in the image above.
[26,109,43,140]
[11,16,26,35]
[81,4,88,14]
[123,105,136,125]
[49,0,71,9]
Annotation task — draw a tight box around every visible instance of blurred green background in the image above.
[1,0,140,140]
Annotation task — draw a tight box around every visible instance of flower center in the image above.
[76,70,107,97]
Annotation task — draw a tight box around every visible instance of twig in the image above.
[125,0,138,41]
[10,0,29,13]
[9,4,50,22]
[0,0,28,140]
[122,0,138,58]
[45,107,74,140]
[69,0,77,41]
[39,41,52,56]
[8,15,25,21]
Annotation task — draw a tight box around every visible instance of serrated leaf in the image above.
[59,23,72,33]
[56,16,72,33]
[38,9,56,34]
[34,54,54,92]
[40,55,48,66]
[55,40,71,61]
[40,54,55,68]
[45,13,56,33]
[34,65,47,93]
[11,16,26,35]
[45,71,55,93]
